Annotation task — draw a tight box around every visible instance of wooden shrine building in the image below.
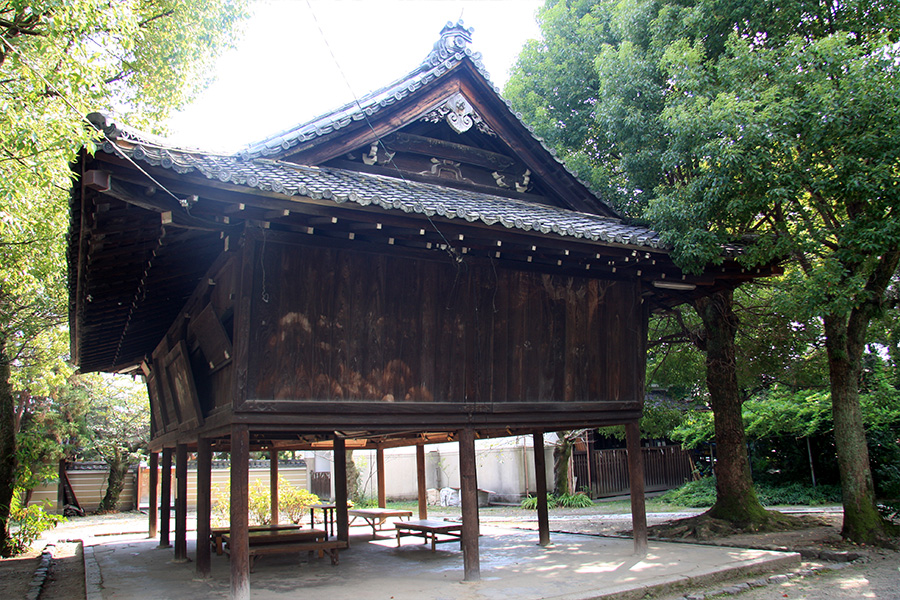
[68,22,762,599]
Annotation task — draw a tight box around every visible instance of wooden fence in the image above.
[573,444,695,498]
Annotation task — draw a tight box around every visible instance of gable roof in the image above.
[237,20,618,217]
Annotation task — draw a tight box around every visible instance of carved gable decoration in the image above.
[421,92,497,136]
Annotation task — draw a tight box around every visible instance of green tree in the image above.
[508,0,775,529]
[645,11,900,545]
[74,374,150,512]
[509,0,900,544]
[0,0,248,556]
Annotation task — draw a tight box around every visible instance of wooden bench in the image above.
[224,539,347,570]
[210,524,315,555]
[348,508,413,536]
[395,519,462,552]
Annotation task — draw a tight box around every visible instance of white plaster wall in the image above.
[353,437,553,503]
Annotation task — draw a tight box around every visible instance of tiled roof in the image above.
[240,21,497,160]
[97,135,666,250]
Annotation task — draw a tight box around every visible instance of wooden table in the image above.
[347,508,413,536]
[395,519,462,552]
[309,503,336,537]
[210,524,316,555]
[221,527,336,570]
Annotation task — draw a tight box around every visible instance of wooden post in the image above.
[416,443,427,520]
[196,438,212,577]
[333,437,349,543]
[626,421,648,556]
[134,461,142,512]
[533,431,550,547]
[376,445,386,508]
[174,443,188,561]
[230,424,251,600]
[270,449,279,525]
[458,428,480,581]
[148,452,158,539]
[159,447,172,548]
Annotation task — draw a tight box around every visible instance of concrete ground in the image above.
[73,519,800,600]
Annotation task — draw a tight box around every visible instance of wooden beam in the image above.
[196,438,212,578]
[416,443,427,520]
[533,431,550,547]
[458,428,480,581]
[376,445,386,508]
[230,424,251,600]
[333,437,349,543]
[626,421,648,556]
[159,447,172,548]
[270,449,279,525]
[148,452,158,539]
[174,443,188,561]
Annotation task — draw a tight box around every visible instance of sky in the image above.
[166,0,544,152]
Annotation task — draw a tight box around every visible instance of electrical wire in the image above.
[304,0,463,265]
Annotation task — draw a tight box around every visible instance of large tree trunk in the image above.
[345,449,360,503]
[0,342,17,556]
[98,454,129,513]
[824,311,896,544]
[694,290,769,525]
[553,431,577,496]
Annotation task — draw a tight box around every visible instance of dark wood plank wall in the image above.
[246,238,643,406]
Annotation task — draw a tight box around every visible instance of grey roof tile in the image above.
[98,138,666,251]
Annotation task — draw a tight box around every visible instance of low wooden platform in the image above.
[210,524,319,555]
[395,519,462,552]
[221,528,340,570]
[348,508,413,536]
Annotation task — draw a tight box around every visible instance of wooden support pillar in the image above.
[174,443,188,561]
[230,424,251,600]
[458,428,480,581]
[626,421,648,556]
[134,460,142,512]
[533,431,550,547]
[159,447,172,548]
[333,437,349,543]
[416,443,427,520]
[270,449,279,525]
[376,445,386,508]
[196,438,212,578]
[148,452,158,539]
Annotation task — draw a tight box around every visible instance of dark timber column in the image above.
[416,443,427,519]
[458,428,480,581]
[196,438,212,577]
[533,431,550,547]
[230,424,250,600]
[376,445,386,508]
[174,443,188,561]
[270,449,279,525]
[148,452,159,539]
[333,437,349,543]
[626,421,648,555]
[159,447,172,548]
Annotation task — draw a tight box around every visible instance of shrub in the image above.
[521,494,555,509]
[248,480,271,525]
[279,481,319,524]
[756,482,841,506]
[211,483,230,526]
[556,492,593,508]
[4,492,65,556]
[659,477,717,507]
[660,477,843,508]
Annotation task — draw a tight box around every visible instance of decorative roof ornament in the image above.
[420,92,497,136]
[424,20,475,67]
